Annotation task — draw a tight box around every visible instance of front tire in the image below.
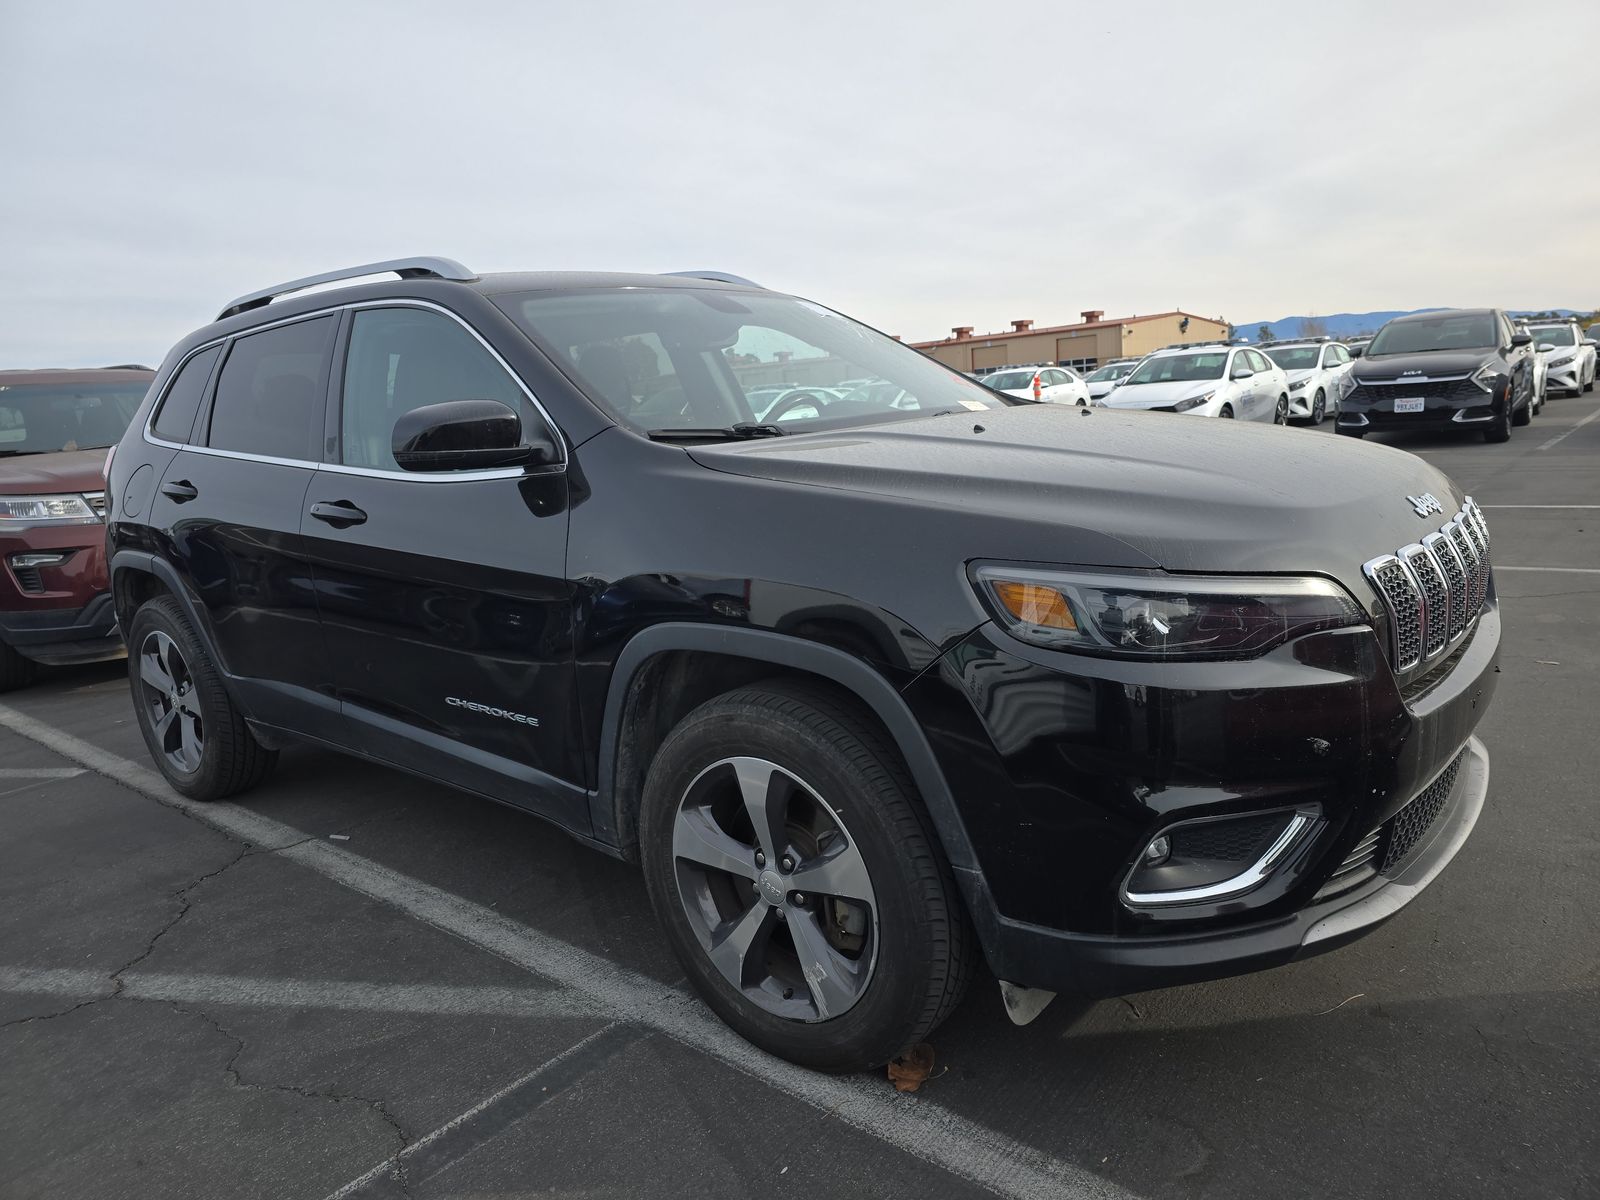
[1485,398,1513,443]
[127,596,278,799]
[1218,404,1234,419]
[0,640,37,693]
[638,682,973,1072]
[1310,390,1326,425]
[1512,394,1532,427]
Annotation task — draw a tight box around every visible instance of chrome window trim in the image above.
[143,298,567,481]
[1122,810,1319,908]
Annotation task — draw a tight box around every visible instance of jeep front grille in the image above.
[1363,498,1490,673]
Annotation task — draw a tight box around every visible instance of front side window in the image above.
[0,378,148,456]
[1367,313,1498,356]
[496,288,1010,437]
[152,346,221,443]
[1248,350,1273,373]
[208,316,336,461]
[341,308,530,470]
[1124,353,1227,384]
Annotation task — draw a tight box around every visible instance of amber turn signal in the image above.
[991,581,1078,631]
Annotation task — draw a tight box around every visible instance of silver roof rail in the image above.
[662,270,763,288]
[217,256,477,321]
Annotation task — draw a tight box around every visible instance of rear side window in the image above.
[152,346,221,443]
[207,316,336,461]
[340,307,529,471]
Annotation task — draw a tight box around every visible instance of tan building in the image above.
[909,309,1231,375]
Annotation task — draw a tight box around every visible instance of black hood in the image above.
[688,405,1465,598]
[1352,349,1493,381]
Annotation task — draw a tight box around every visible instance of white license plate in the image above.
[1393,397,1426,414]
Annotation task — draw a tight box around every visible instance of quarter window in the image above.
[152,346,221,444]
[208,317,336,461]
[341,308,529,471]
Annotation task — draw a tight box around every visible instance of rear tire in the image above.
[1274,395,1289,425]
[0,641,37,693]
[127,596,278,800]
[638,681,973,1073]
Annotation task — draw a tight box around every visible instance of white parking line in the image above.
[1481,505,1600,509]
[0,966,588,1019]
[1537,405,1600,451]
[0,702,1137,1200]
[0,767,85,778]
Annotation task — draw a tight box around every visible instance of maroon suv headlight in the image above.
[971,565,1367,660]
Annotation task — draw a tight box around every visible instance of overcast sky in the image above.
[3,0,1598,366]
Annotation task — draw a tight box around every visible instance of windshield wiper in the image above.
[0,449,43,458]
[646,423,788,443]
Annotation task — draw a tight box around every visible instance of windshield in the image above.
[1124,352,1227,384]
[0,382,148,455]
[985,370,1038,390]
[1368,313,1497,355]
[1527,325,1575,347]
[1263,346,1320,371]
[1086,363,1135,382]
[497,289,1012,435]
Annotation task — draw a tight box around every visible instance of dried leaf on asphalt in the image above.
[888,1043,935,1093]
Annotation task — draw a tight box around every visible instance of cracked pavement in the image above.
[3,402,1600,1199]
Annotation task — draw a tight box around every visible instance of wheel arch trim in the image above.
[594,623,980,875]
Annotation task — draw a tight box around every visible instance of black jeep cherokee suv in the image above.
[1336,307,1536,443]
[107,258,1498,1071]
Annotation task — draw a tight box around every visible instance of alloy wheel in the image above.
[1312,391,1325,424]
[671,756,878,1022]
[1275,396,1289,424]
[138,630,204,772]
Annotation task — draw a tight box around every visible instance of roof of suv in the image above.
[1388,307,1494,323]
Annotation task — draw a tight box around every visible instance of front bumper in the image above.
[973,737,1488,995]
[1546,364,1581,392]
[0,593,123,665]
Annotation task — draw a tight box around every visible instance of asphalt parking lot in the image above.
[3,396,1598,1200]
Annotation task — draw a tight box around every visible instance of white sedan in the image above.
[1261,341,1353,425]
[1526,321,1597,397]
[983,366,1091,406]
[1098,345,1289,422]
[1084,360,1140,402]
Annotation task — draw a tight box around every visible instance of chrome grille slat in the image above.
[1363,499,1490,675]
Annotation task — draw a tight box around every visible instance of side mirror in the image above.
[1349,345,1365,358]
[1510,332,1533,347]
[391,399,558,472]
[1231,366,1255,380]
[1585,338,1598,348]
[1539,343,1557,354]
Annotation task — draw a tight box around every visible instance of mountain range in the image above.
[1238,309,1588,342]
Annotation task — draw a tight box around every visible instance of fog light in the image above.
[9,552,68,569]
[1142,835,1171,866]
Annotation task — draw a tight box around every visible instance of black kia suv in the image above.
[1336,308,1536,443]
[107,259,1499,1071]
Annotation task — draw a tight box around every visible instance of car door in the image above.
[302,302,585,829]
[147,314,335,730]
[1250,350,1278,419]
[1225,350,1256,418]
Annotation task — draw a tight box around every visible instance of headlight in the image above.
[1172,392,1213,412]
[1338,373,1360,399]
[972,565,1367,660]
[1289,379,1307,392]
[1470,362,1503,393]
[1549,354,1575,368]
[0,494,99,523]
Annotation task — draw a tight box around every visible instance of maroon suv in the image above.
[0,368,154,690]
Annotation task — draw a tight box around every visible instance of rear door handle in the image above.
[309,500,368,528]
[160,480,199,503]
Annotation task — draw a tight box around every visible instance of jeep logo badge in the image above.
[1407,493,1444,518]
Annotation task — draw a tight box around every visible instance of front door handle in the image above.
[160,480,199,503]
[309,500,368,528]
